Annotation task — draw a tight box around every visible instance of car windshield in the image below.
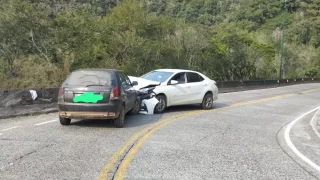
[140,71,174,83]
[64,71,112,87]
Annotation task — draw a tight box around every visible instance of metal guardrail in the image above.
[216,78,320,89]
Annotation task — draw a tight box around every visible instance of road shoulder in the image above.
[316,110,320,137]
[310,109,320,139]
[277,108,320,179]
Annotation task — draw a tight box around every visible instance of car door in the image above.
[118,72,135,112]
[186,72,206,103]
[122,72,137,109]
[166,72,189,106]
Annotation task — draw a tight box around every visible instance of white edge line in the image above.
[284,106,320,172]
[35,119,58,126]
[1,126,20,132]
[310,110,320,139]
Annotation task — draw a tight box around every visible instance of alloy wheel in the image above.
[205,96,213,108]
[157,98,166,112]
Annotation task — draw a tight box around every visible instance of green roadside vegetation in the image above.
[0,0,319,89]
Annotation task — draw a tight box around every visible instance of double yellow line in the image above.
[98,88,320,180]
[97,111,201,180]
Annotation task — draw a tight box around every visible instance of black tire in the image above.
[128,98,141,115]
[201,93,213,110]
[154,95,167,114]
[114,106,125,128]
[59,116,71,125]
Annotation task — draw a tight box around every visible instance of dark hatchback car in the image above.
[58,68,140,128]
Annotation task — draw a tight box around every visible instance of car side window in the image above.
[187,72,203,83]
[199,75,204,81]
[122,73,132,85]
[118,73,127,86]
[119,72,133,90]
[170,72,186,84]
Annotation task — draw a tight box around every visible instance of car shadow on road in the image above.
[69,102,229,128]
[165,102,229,113]
[69,113,165,128]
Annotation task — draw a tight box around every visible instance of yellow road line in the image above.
[114,107,232,179]
[115,117,184,179]
[98,88,320,180]
[300,88,320,94]
[97,112,196,179]
[114,107,221,179]
[230,94,295,107]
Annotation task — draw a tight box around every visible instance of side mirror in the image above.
[170,80,178,85]
[131,81,138,86]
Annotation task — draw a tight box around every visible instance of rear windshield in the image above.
[63,71,112,87]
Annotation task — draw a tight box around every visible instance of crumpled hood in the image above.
[128,76,160,90]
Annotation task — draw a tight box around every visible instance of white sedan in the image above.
[131,69,219,113]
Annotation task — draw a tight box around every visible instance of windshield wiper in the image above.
[86,84,104,87]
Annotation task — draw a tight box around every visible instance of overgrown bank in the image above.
[0,0,320,89]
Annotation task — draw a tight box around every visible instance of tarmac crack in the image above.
[14,143,55,162]
[108,129,154,180]
[2,143,56,172]
[194,133,212,145]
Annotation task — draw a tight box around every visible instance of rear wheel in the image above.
[201,93,213,110]
[154,95,167,114]
[59,116,71,125]
[114,106,125,128]
[128,98,141,115]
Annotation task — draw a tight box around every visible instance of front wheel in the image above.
[154,95,167,114]
[201,93,213,110]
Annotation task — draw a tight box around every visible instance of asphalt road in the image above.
[1,84,320,180]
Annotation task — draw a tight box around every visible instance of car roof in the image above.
[153,69,199,73]
[72,68,121,73]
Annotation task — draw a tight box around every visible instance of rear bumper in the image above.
[59,111,119,119]
[58,101,121,119]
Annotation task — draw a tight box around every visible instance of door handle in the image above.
[203,84,207,86]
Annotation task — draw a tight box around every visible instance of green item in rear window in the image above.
[73,92,103,103]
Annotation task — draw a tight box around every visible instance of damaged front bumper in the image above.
[139,97,159,114]
[129,76,160,115]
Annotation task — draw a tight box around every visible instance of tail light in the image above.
[58,86,63,96]
[110,86,119,99]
